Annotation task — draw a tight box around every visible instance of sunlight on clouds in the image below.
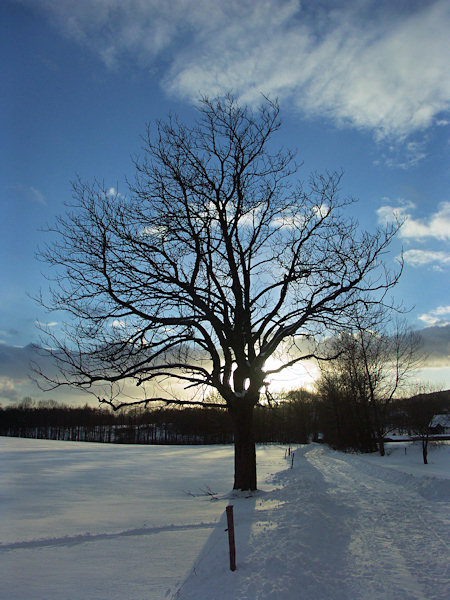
[403,249,450,269]
[263,355,319,392]
[378,201,450,241]
[418,305,450,327]
[24,0,450,144]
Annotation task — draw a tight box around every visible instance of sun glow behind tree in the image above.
[36,96,402,489]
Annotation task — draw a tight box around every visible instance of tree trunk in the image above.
[230,402,257,491]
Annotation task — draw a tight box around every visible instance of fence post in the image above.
[226,505,236,571]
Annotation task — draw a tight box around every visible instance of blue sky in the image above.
[1,0,449,402]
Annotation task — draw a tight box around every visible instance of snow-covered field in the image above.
[1,438,448,600]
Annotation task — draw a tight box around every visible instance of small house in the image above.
[429,414,450,435]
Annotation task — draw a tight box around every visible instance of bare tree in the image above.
[404,389,447,464]
[360,319,422,456]
[316,350,378,453]
[37,95,401,489]
[318,315,422,455]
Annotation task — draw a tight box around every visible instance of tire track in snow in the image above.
[0,521,217,552]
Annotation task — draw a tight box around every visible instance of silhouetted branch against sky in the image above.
[36,96,402,409]
[2,1,449,364]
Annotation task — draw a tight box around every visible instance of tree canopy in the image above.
[37,95,402,489]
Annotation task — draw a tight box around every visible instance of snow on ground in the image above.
[0,438,285,600]
[1,438,449,600]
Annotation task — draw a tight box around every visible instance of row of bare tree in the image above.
[2,388,447,463]
[0,397,314,445]
[313,319,449,464]
[316,386,449,463]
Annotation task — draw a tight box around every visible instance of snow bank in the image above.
[353,441,450,502]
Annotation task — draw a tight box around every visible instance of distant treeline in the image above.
[318,388,450,453]
[0,393,318,445]
[1,389,448,449]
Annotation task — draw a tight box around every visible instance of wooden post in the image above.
[226,505,236,571]
[291,451,295,469]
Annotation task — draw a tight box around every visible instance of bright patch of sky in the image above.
[1,0,449,400]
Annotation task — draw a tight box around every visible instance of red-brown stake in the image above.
[226,505,236,571]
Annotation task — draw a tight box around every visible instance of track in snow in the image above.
[177,444,450,600]
[303,445,449,600]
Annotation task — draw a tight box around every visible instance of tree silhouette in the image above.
[404,390,445,464]
[37,96,401,489]
[317,316,421,453]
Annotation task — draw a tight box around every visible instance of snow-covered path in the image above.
[177,444,449,600]
[306,446,449,599]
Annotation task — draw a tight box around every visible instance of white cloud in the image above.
[22,0,450,141]
[167,0,450,141]
[376,199,416,231]
[403,249,450,268]
[402,203,450,241]
[379,200,450,270]
[419,306,450,327]
[378,201,450,241]
[106,187,125,199]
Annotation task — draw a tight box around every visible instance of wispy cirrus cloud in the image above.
[9,184,47,206]
[35,320,58,328]
[18,0,450,144]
